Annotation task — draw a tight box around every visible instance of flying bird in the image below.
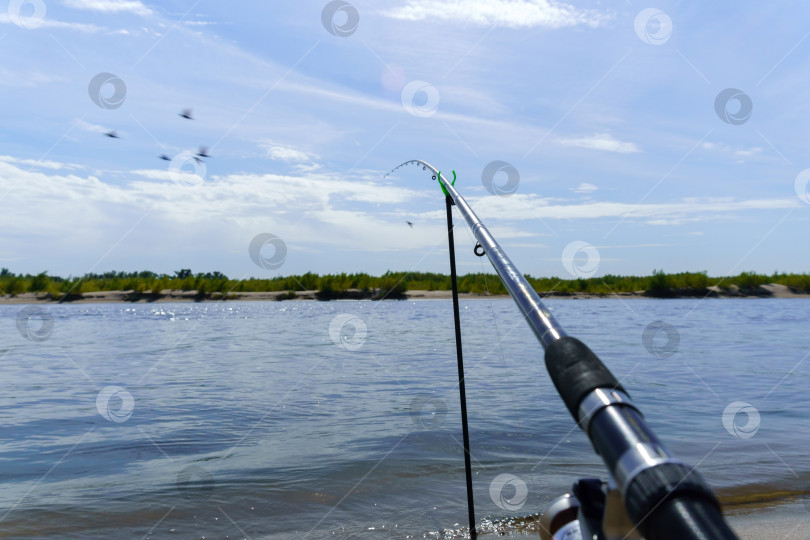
[104,131,120,138]
[406,221,414,228]
[179,109,193,120]
[159,154,171,161]
[196,146,210,159]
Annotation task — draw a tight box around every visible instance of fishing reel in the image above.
[540,478,643,540]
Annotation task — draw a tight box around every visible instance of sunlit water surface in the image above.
[1,298,809,538]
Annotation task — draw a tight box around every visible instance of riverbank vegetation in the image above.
[1,268,808,300]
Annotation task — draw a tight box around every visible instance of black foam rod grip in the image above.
[544,336,626,422]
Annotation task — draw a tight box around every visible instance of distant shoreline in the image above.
[0,283,807,304]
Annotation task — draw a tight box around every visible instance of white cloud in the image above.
[557,133,640,153]
[0,158,800,275]
[0,160,425,235]
[0,13,103,32]
[75,119,115,135]
[701,141,765,162]
[0,162,446,271]
[383,0,611,28]
[292,163,323,173]
[275,78,545,136]
[131,169,176,181]
[0,155,83,170]
[572,182,597,194]
[260,141,316,162]
[63,0,152,16]
[645,219,689,226]
[419,193,800,222]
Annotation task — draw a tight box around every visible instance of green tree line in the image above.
[1,268,808,299]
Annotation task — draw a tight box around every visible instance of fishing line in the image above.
[445,172,527,537]
[443,181,477,539]
[385,161,532,537]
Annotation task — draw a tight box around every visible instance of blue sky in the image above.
[0,0,807,280]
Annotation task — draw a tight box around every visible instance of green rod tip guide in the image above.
[437,170,457,197]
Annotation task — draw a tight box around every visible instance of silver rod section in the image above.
[421,161,566,349]
[390,161,738,539]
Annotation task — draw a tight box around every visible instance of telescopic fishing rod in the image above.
[390,160,739,540]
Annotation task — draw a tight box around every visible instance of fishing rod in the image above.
[390,160,739,540]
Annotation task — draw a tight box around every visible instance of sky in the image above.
[0,0,808,281]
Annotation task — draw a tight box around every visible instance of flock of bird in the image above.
[104,108,211,164]
[102,109,416,227]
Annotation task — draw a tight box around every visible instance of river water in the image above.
[1,298,809,538]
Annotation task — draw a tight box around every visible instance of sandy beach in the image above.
[0,283,806,304]
[728,511,810,540]
[477,500,810,539]
[0,289,508,304]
